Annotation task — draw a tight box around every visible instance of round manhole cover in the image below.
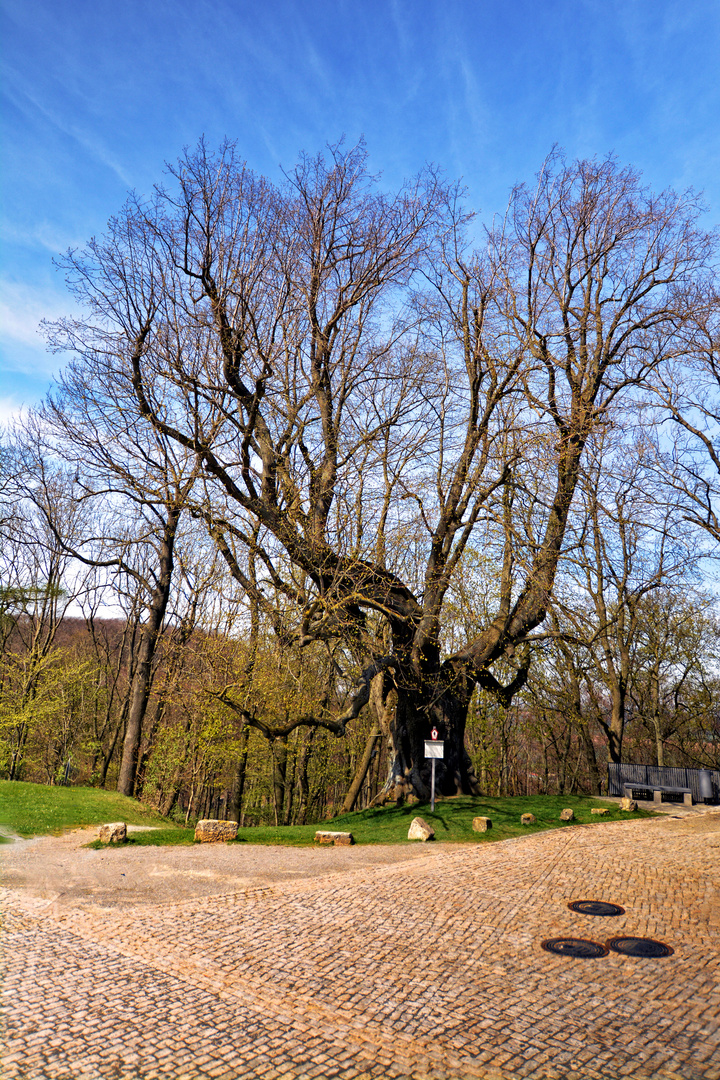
[607,937,674,958]
[567,900,625,916]
[541,938,608,958]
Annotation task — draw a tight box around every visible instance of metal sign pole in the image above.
[424,735,443,815]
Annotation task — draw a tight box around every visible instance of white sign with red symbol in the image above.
[424,731,444,759]
[424,729,444,812]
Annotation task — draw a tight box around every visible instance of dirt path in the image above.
[0,826,448,912]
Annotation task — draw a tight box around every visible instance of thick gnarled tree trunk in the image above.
[370,666,481,804]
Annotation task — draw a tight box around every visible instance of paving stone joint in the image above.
[2,806,718,1079]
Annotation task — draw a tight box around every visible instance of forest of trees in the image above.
[1,142,719,824]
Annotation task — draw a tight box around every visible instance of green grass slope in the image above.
[236,794,654,846]
[0,782,655,847]
[90,793,654,849]
[0,779,173,838]
[313,793,654,844]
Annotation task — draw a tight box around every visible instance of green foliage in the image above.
[0,779,174,837]
[1,650,97,778]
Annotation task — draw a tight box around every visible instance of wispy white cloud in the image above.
[0,279,76,366]
[390,0,413,57]
[0,219,85,258]
[4,66,134,188]
[0,396,29,430]
[458,56,489,146]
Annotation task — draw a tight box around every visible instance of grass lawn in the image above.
[0,781,656,847]
[244,794,655,845]
[0,779,174,838]
[90,792,655,849]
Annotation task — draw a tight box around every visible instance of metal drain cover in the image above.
[607,936,674,958]
[568,900,625,916]
[541,937,608,958]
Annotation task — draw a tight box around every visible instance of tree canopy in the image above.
[12,140,718,805]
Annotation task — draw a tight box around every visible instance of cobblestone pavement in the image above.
[2,812,719,1080]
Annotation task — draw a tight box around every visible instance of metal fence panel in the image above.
[607,763,720,803]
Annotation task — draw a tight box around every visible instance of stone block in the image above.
[472,816,492,832]
[520,813,536,825]
[194,819,238,842]
[407,817,435,841]
[98,822,127,844]
[560,808,574,821]
[620,798,638,811]
[591,807,610,815]
[314,831,354,845]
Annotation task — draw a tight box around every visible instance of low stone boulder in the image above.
[98,822,127,844]
[620,798,638,811]
[591,807,610,815]
[520,813,536,825]
[560,808,574,822]
[314,831,354,846]
[194,819,238,843]
[472,816,492,832]
[408,817,435,841]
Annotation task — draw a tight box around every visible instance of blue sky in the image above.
[2,0,719,422]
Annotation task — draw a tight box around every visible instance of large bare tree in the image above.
[47,142,716,800]
[651,286,720,548]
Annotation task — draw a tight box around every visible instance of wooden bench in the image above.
[622,782,693,807]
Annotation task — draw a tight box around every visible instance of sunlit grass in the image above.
[91,793,654,848]
[0,780,655,847]
[0,779,173,837]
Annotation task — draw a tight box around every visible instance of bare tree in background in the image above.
[0,461,92,780]
[652,289,720,549]
[628,589,719,768]
[550,425,695,764]
[24,362,203,796]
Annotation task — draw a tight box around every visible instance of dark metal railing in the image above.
[607,763,720,803]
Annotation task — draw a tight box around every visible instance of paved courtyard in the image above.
[1,809,719,1080]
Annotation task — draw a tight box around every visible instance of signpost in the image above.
[424,728,444,812]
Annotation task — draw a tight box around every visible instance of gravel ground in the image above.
[2,798,715,913]
[0,824,449,912]
[3,810,719,1080]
